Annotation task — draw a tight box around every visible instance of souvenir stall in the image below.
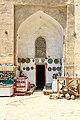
[0,64,15,96]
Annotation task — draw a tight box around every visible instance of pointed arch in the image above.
[17,10,63,36]
[17,10,64,59]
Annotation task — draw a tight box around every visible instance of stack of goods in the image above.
[0,71,14,85]
[14,77,27,96]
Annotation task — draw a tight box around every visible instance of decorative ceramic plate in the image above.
[48,67,52,71]
[60,66,62,70]
[54,59,59,64]
[22,58,25,63]
[41,58,45,63]
[35,58,39,63]
[53,67,56,71]
[57,67,60,71]
[23,67,25,70]
[26,58,30,63]
[31,67,34,70]
[26,67,30,71]
[48,58,53,64]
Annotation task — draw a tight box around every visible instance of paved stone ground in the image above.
[0,91,80,120]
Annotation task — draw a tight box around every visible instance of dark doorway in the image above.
[36,65,45,90]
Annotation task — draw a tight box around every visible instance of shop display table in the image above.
[0,85,14,96]
[14,77,27,96]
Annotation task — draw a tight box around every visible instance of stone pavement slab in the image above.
[0,91,80,120]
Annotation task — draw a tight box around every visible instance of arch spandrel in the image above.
[17,10,63,36]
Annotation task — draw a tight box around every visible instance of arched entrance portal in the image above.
[16,11,64,89]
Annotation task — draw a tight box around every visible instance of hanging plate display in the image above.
[48,67,52,71]
[26,67,30,71]
[53,67,56,71]
[22,58,25,63]
[48,58,53,64]
[54,59,59,64]
[41,58,45,63]
[23,67,25,70]
[31,67,34,70]
[26,58,30,63]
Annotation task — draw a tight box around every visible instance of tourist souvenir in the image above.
[23,67,25,70]
[26,58,30,63]
[22,58,25,63]
[48,58,53,64]
[57,67,60,71]
[54,59,59,64]
[48,67,52,71]
[53,67,56,71]
[26,67,30,71]
[41,58,45,63]
[31,67,34,70]
[35,58,39,63]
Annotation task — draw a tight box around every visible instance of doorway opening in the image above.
[36,64,46,90]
